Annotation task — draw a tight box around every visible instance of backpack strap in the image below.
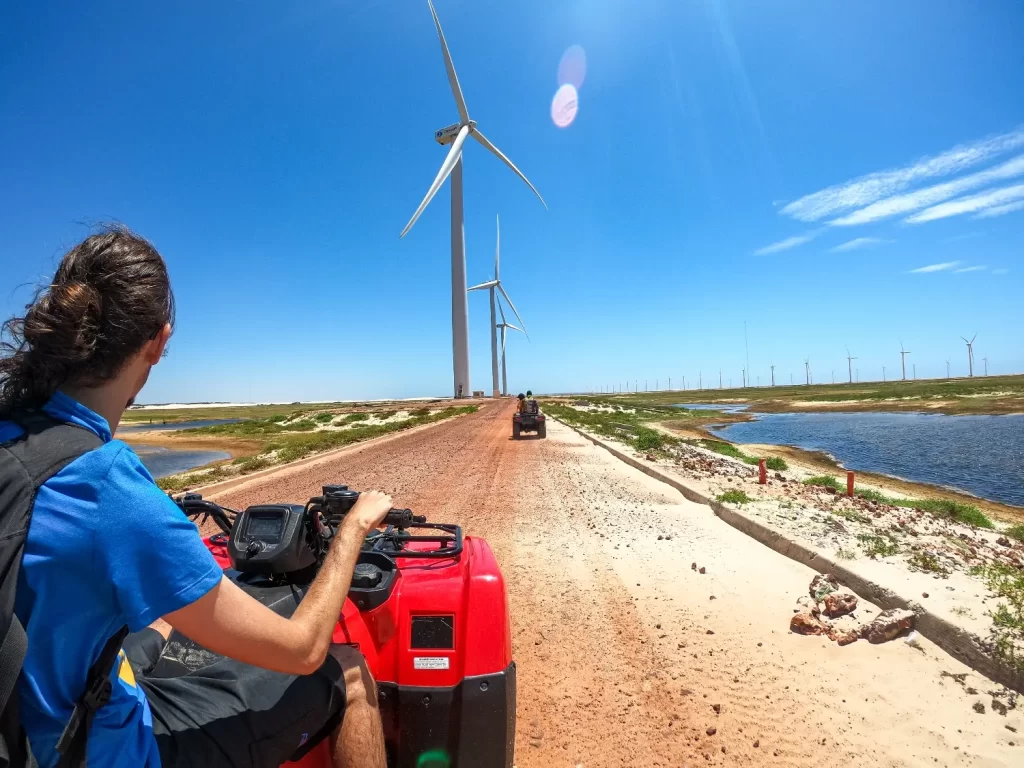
[0,411,111,768]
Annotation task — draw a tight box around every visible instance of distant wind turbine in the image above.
[494,301,524,397]
[804,358,810,386]
[962,334,977,377]
[983,356,988,376]
[401,0,546,398]
[770,363,775,386]
[468,215,527,397]
[899,340,911,381]
[846,347,857,384]
[946,359,950,379]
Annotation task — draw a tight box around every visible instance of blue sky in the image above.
[1,0,1021,401]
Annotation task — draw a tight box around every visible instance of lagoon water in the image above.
[695,409,1024,507]
[131,444,230,479]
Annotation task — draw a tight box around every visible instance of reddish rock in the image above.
[828,627,860,646]
[862,608,916,644]
[823,591,858,618]
[997,536,1011,547]
[790,611,828,636]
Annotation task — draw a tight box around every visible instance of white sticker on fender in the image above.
[413,656,450,670]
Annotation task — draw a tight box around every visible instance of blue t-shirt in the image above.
[2,392,223,768]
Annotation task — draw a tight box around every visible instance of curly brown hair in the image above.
[0,226,175,417]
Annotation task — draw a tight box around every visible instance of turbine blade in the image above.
[427,0,469,124]
[497,283,528,338]
[500,325,507,355]
[471,128,547,208]
[506,323,524,334]
[400,125,470,238]
[468,280,498,292]
[495,214,500,280]
[971,333,977,343]
[496,295,507,325]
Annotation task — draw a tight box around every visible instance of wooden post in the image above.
[847,471,855,497]
[759,459,767,485]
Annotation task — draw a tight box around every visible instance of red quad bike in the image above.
[170,486,515,768]
[511,400,545,439]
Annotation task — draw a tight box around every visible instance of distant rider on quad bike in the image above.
[0,228,388,768]
[516,393,528,413]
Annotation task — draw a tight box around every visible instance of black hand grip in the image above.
[383,508,414,529]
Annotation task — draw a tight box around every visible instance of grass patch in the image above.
[1006,524,1024,543]
[854,488,889,503]
[764,456,788,471]
[409,407,432,417]
[835,548,858,560]
[834,508,871,525]
[313,412,336,423]
[854,488,994,529]
[716,490,752,505]
[695,439,759,465]
[804,475,843,490]
[908,551,950,575]
[342,412,370,423]
[232,455,273,472]
[970,563,1024,670]
[857,533,900,558]
[633,426,665,453]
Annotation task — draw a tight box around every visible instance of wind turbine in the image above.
[495,303,524,397]
[770,363,775,386]
[962,334,977,377]
[899,341,911,381]
[804,358,810,386]
[946,359,950,379]
[983,356,988,376]
[468,215,526,397]
[846,347,857,384]
[401,0,546,398]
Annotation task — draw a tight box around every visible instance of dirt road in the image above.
[211,401,1019,767]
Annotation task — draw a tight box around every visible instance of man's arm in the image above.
[163,490,393,676]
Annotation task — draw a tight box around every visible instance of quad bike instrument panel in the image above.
[174,487,515,768]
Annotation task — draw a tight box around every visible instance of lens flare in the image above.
[550,84,578,128]
[558,44,587,89]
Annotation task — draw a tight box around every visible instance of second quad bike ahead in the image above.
[512,399,545,439]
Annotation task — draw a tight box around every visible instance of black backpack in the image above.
[0,412,128,768]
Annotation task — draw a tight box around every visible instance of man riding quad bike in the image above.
[0,229,514,768]
[512,392,545,439]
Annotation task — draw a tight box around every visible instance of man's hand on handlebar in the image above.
[345,490,393,535]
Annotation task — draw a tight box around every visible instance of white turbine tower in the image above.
[401,0,546,398]
[962,333,977,377]
[468,215,527,397]
[495,302,525,397]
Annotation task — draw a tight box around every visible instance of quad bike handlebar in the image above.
[171,485,462,579]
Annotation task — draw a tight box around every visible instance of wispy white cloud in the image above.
[974,199,1024,219]
[831,155,1024,226]
[906,184,1024,224]
[954,265,987,273]
[993,268,1010,275]
[829,237,891,252]
[942,231,984,243]
[781,127,1024,222]
[908,261,960,273]
[754,231,817,255]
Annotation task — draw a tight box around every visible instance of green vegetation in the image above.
[695,439,759,465]
[970,563,1024,670]
[764,456,789,471]
[313,412,336,423]
[833,508,871,525]
[803,476,993,529]
[599,374,1024,416]
[716,489,752,505]
[342,412,370,423]
[283,418,318,431]
[908,551,950,575]
[156,406,477,491]
[1004,524,1024,543]
[804,475,843,490]
[857,533,900,558]
[541,400,683,455]
[633,427,665,452]
[835,547,858,560]
[409,407,432,417]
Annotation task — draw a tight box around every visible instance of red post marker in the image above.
[759,459,767,484]
[847,471,855,496]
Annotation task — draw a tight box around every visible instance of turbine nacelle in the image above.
[436,121,476,145]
